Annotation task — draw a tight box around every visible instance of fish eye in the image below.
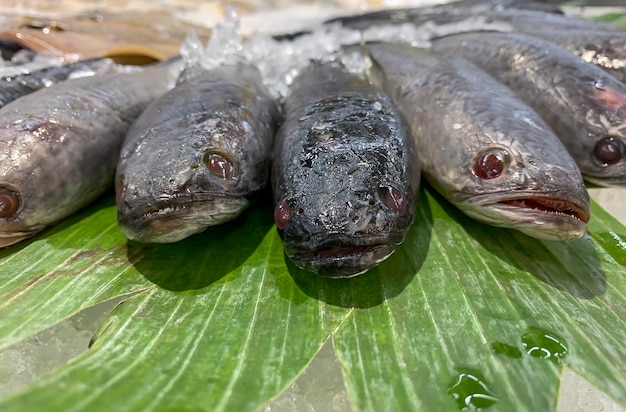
[274,200,291,230]
[0,185,22,219]
[202,150,237,180]
[378,184,408,216]
[472,148,510,180]
[593,136,624,166]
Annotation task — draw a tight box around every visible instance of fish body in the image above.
[357,42,589,239]
[325,0,564,30]
[116,63,280,243]
[0,58,182,247]
[0,57,116,109]
[326,6,626,82]
[431,32,626,186]
[272,61,420,277]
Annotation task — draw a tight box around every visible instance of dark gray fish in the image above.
[0,57,116,109]
[0,58,182,247]
[116,63,280,243]
[431,32,626,186]
[356,42,590,240]
[325,6,626,81]
[324,0,564,30]
[272,61,420,278]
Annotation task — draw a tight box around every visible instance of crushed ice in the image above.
[178,6,516,100]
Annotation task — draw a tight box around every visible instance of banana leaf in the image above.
[0,181,625,412]
[1,9,626,412]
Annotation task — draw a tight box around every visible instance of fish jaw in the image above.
[454,191,590,240]
[117,194,249,243]
[285,238,399,278]
[0,227,43,247]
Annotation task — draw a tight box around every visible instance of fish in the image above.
[116,63,280,243]
[272,61,420,278]
[353,42,590,239]
[324,6,626,82]
[0,57,116,109]
[430,32,626,187]
[324,0,565,30]
[0,57,182,247]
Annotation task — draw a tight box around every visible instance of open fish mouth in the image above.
[496,197,589,223]
[118,194,249,243]
[288,241,398,278]
[456,191,590,240]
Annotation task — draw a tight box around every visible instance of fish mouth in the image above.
[118,195,248,243]
[0,228,43,247]
[286,238,399,278]
[456,191,590,240]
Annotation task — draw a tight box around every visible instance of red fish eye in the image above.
[0,186,22,219]
[473,149,510,180]
[378,185,407,216]
[204,152,236,180]
[274,200,291,230]
[594,137,624,166]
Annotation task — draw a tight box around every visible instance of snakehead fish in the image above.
[0,57,182,247]
[431,32,626,186]
[116,63,280,243]
[354,42,589,239]
[272,61,420,278]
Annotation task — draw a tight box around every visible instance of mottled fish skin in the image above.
[272,61,420,278]
[0,57,116,109]
[0,58,182,247]
[431,32,626,186]
[357,43,590,240]
[116,63,280,243]
[513,30,626,84]
[326,6,626,82]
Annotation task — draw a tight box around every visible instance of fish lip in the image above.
[0,227,43,247]
[453,190,590,239]
[284,234,403,278]
[118,193,248,242]
[290,243,397,278]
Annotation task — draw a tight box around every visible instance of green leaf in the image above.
[1,185,626,412]
[0,197,152,351]
[334,189,626,412]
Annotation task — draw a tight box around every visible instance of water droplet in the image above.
[447,368,498,411]
[521,327,568,362]
[594,79,606,90]
[491,342,522,359]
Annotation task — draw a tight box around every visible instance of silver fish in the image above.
[431,32,626,186]
[116,63,280,243]
[357,42,589,240]
[0,58,182,247]
[326,6,626,82]
[272,61,420,277]
[0,57,116,109]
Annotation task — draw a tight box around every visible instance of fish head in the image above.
[446,130,590,240]
[579,77,626,186]
[273,104,420,277]
[0,117,100,247]
[116,112,271,243]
